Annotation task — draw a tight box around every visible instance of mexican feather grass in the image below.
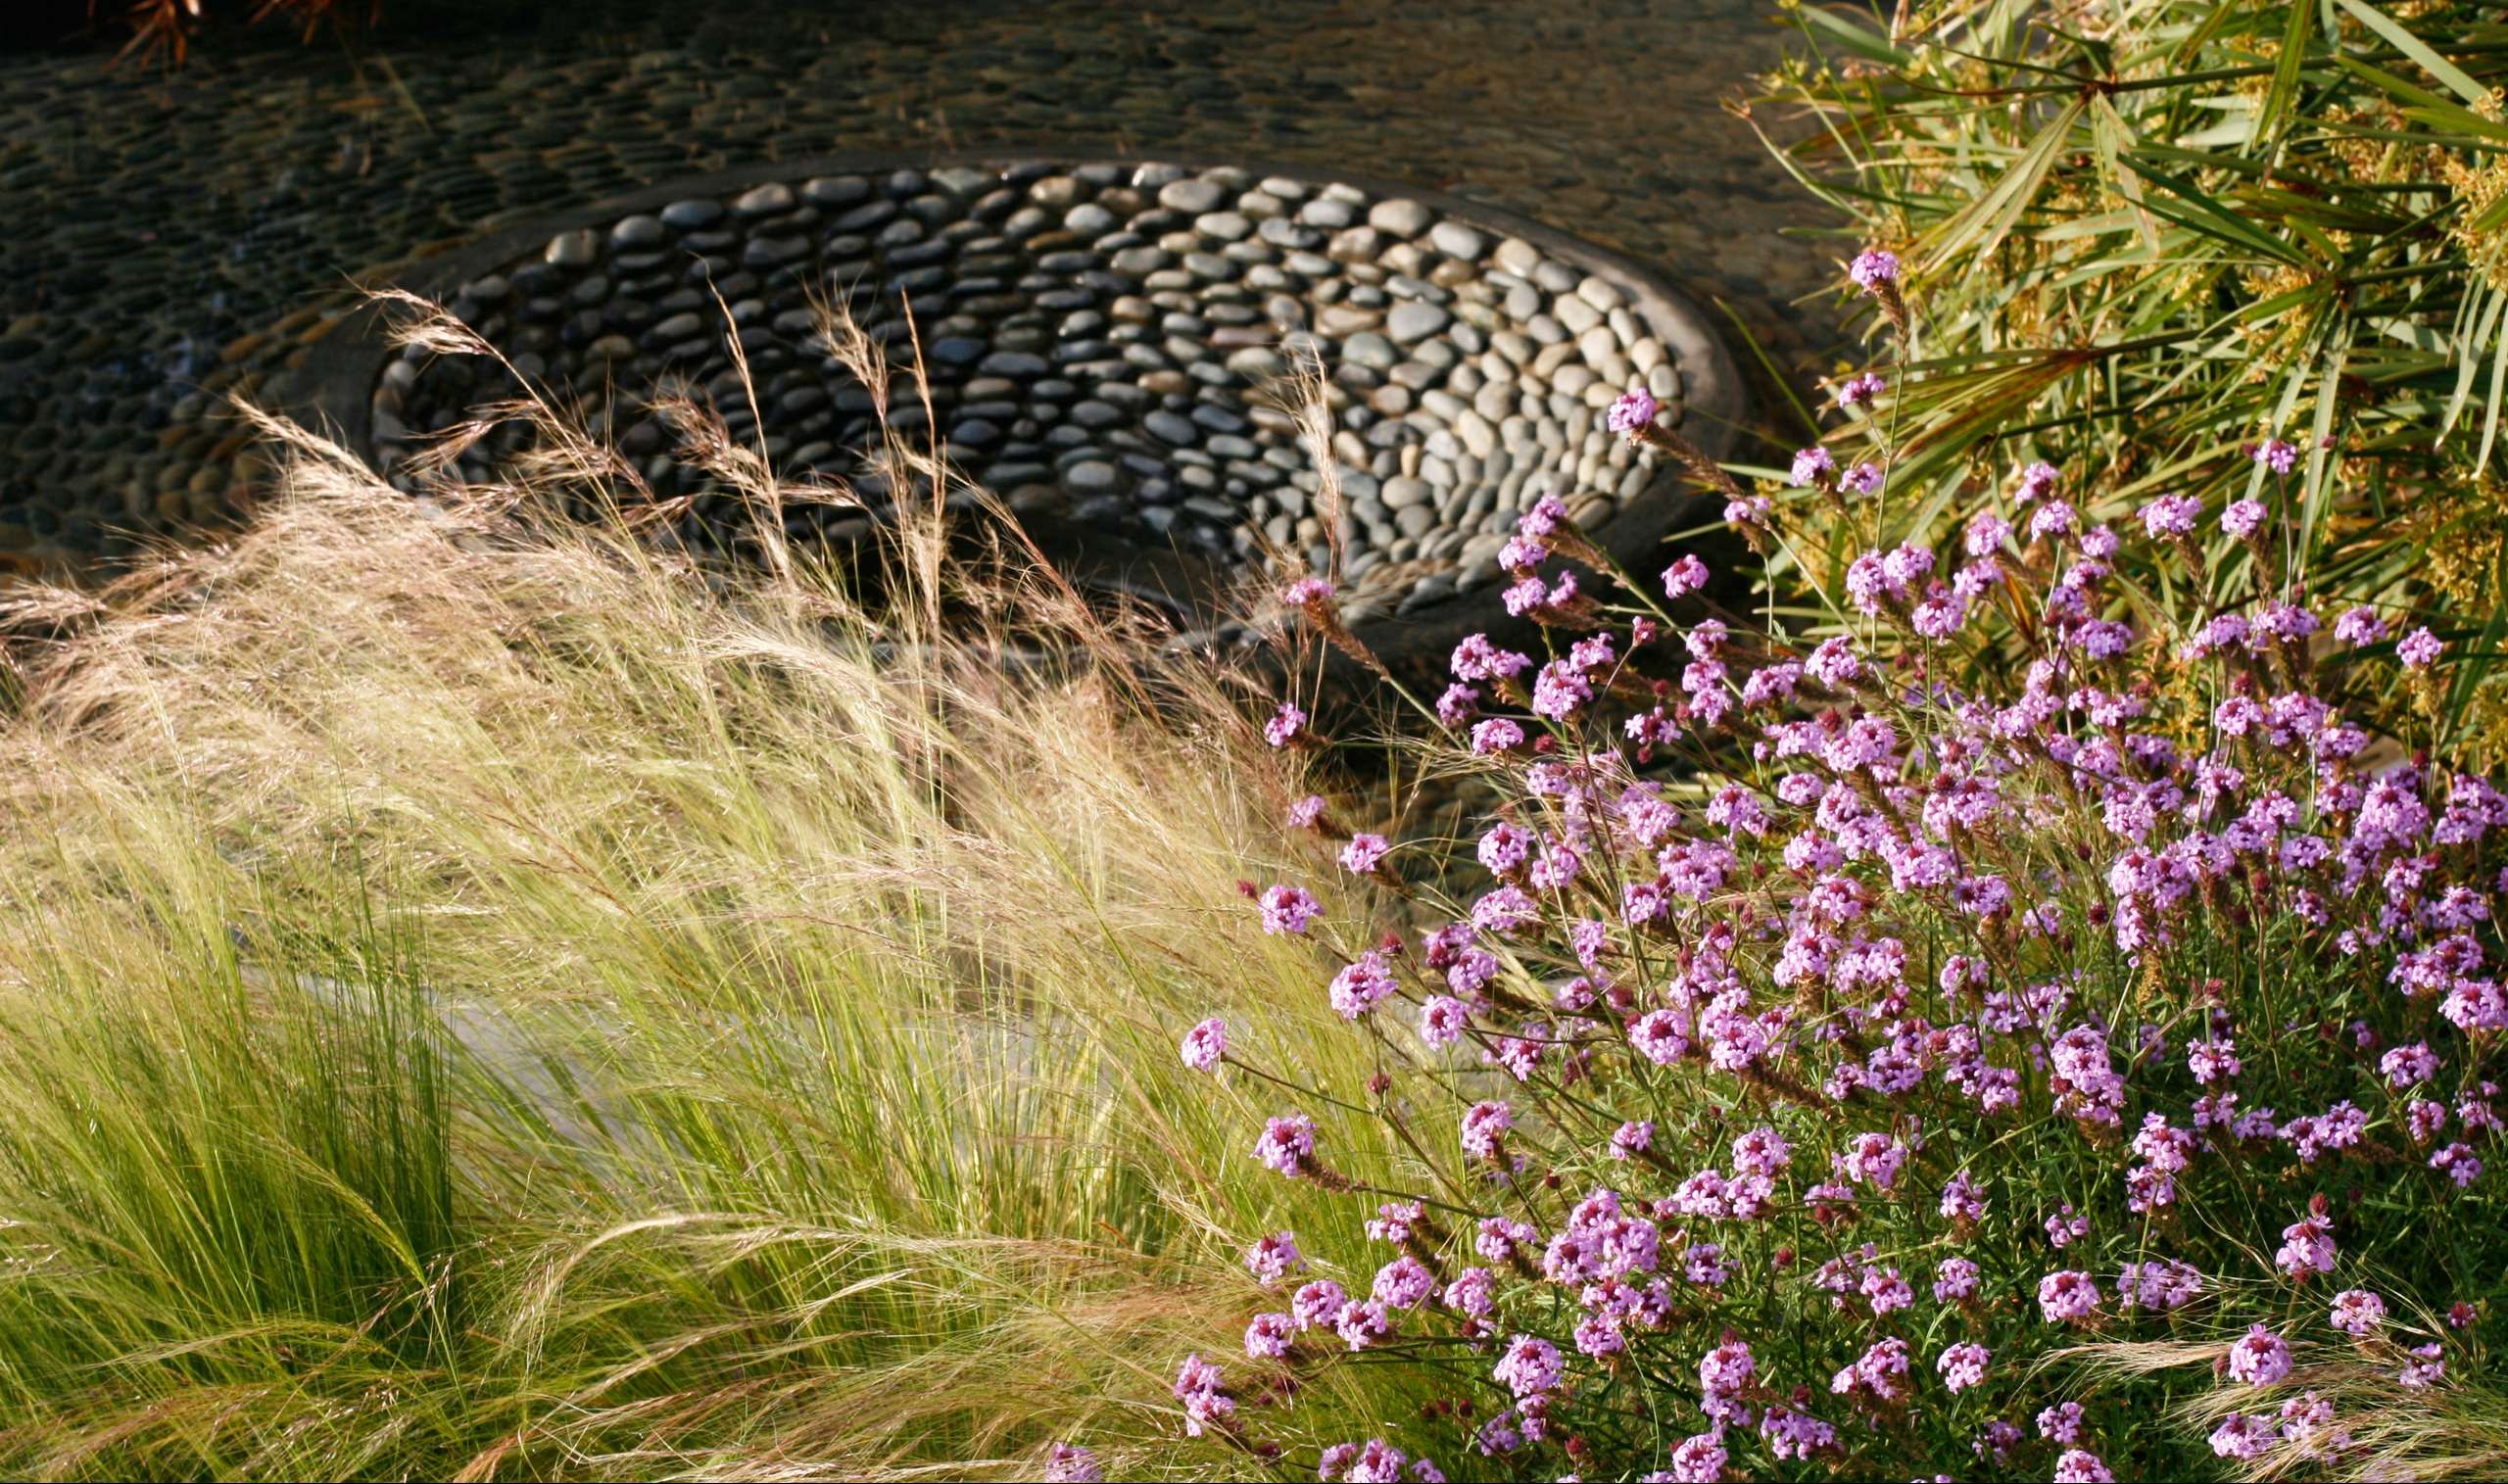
[0,307,1427,1480]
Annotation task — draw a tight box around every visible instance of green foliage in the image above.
[1754,0,2508,747]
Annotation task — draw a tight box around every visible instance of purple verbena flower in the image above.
[2141,493,2201,537]
[2334,605,2389,646]
[1181,1017,1227,1071]
[1243,1311,1295,1360]
[1260,884,1321,934]
[1450,633,1532,683]
[2331,1288,2387,1335]
[1471,717,1525,754]
[1608,387,1660,437]
[1666,1432,1726,1482]
[1173,1354,1233,1437]
[1253,1114,1317,1177]
[1937,1341,1990,1393]
[2276,1214,2337,1277]
[1340,833,1390,875]
[1245,1229,1303,1285]
[1836,370,1886,408]
[1849,247,1901,292]
[1492,1333,1563,1398]
[1790,446,1836,487]
[2227,1324,2292,1386]
[2037,1269,2100,1323]
[1460,1099,1514,1159]
[2210,1413,2274,1460]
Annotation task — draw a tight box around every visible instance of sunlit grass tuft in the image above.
[0,302,1428,1479]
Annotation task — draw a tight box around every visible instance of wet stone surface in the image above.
[377,159,1714,616]
[0,0,1834,578]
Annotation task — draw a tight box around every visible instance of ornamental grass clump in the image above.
[1143,260,2508,1480]
[0,297,1440,1481]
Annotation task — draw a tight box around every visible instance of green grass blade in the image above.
[2257,0,2316,159]
[1920,97,2088,268]
[2333,0,2493,106]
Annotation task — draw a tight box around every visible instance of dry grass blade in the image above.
[0,284,1426,1480]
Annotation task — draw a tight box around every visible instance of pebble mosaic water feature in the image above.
[0,0,1828,591]
[362,156,1742,629]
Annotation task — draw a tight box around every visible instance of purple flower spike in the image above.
[2399,626,2444,669]
[1607,387,1659,438]
[1790,446,1836,487]
[1180,1017,1227,1072]
[1850,247,1901,292]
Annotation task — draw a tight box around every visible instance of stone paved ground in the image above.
[0,0,1841,575]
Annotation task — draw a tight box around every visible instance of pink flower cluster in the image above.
[1135,359,2493,1478]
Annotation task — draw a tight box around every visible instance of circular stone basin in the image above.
[339,153,1744,648]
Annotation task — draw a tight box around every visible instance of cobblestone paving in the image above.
[0,0,1839,576]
